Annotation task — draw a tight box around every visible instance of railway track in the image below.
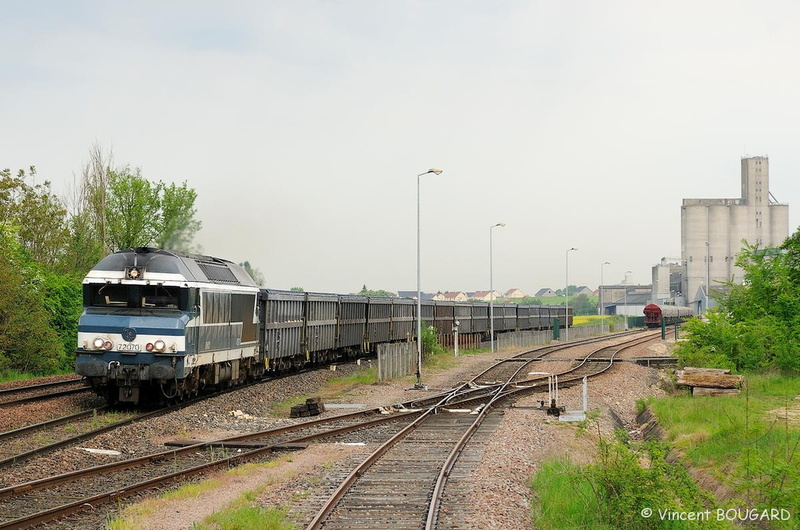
[0,378,87,409]
[0,404,424,528]
[0,332,662,528]
[306,331,661,529]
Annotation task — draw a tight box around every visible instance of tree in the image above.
[240,261,266,286]
[0,166,70,269]
[571,293,596,315]
[0,225,66,375]
[677,233,800,373]
[73,145,202,257]
[155,181,201,251]
[356,285,396,297]
[105,166,162,249]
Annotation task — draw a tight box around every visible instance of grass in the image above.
[644,373,800,526]
[0,369,71,383]
[196,504,296,530]
[530,459,612,529]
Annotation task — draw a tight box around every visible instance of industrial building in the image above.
[673,156,789,312]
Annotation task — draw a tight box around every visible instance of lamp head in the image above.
[429,167,443,175]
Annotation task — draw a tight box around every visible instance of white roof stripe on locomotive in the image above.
[84,270,187,283]
[83,276,260,294]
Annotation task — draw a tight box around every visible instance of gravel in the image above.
[13,334,673,529]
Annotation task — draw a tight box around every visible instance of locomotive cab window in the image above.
[85,284,189,310]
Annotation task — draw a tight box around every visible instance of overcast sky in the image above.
[3,1,799,295]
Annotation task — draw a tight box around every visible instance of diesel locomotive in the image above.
[76,248,573,405]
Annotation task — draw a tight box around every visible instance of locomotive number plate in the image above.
[118,343,141,352]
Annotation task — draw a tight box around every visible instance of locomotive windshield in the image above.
[85,283,194,311]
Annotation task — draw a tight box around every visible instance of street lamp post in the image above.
[565,247,578,342]
[623,269,632,330]
[600,261,610,334]
[705,241,710,313]
[415,167,442,389]
[489,222,506,353]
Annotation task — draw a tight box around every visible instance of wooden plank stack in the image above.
[676,367,744,396]
[290,397,326,418]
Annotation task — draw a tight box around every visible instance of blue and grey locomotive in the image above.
[75,248,263,404]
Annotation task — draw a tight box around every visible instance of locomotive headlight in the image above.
[92,337,105,350]
[103,340,113,350]
[146,339,167,352]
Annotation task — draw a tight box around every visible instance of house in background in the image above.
[397,290,435,301]
[433,291,469,302]
[468,290,500,302]
[572,286,593,297]
[534,288,558,298]
[504,288,526,299]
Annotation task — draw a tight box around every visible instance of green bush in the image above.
[531,435,723,529]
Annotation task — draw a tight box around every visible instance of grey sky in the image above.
[3,1,799,295]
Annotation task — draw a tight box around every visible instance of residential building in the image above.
[469,290,500,302]
[433,291,469,302]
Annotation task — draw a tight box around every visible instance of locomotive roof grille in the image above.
[198,262,240,283]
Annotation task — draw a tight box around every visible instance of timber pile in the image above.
[676,367,744,396]
[290,397,326,418]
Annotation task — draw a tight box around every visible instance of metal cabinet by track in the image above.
[338,295,367,349]
[259,289,304,366]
